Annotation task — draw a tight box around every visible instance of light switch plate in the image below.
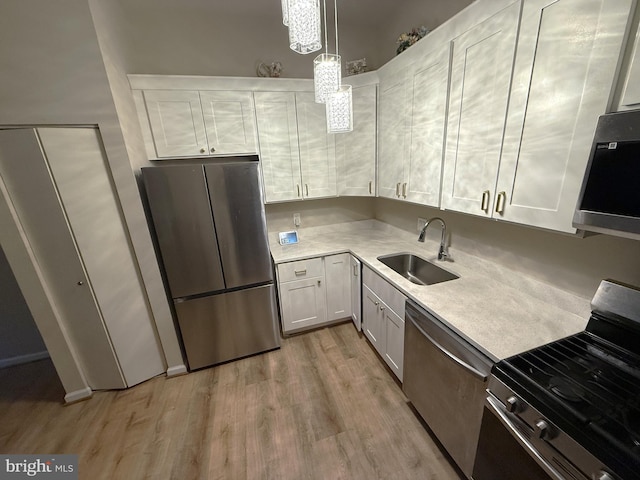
[293,213,301,227]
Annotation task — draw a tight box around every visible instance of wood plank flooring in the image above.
[0,322,464,480]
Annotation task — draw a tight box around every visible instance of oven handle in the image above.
[485,395,566,480]
[407,313,487,381]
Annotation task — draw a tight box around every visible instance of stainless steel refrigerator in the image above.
[141,159,280,370]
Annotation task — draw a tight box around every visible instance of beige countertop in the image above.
[269,220,590,362]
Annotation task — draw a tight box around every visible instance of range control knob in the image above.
[596,471,616,480]
[506,396,519,413]
[535,419,549,439]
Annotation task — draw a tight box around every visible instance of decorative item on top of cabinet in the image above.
[336,84,376,196]
[441,1,520,218]
[140,89,257,159]
[362,266,406,381]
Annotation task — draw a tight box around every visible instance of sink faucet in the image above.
[418,217,449,261]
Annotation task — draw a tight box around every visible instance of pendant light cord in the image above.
[323,0,328,55]
[334,0,339,55]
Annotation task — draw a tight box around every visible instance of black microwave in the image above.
[573,110,640,240]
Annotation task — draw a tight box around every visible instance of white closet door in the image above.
[38,128,165,388]
[0,129,125,390]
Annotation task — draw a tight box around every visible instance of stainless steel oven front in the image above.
[472,376,617,480]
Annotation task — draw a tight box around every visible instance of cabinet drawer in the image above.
[277,257,324,283]
[363,265,407,317]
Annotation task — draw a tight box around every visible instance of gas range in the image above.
[476,280,640,480]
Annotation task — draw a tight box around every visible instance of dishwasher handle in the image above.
[407,309,489,381]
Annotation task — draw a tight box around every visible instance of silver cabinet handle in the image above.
[369,181,373,195]
[199,147,206,154]
[396,182,401,197]
[353,265,358,276]
[305,184,309,196]
[77,281,84,286]
[379,305,385,311]
[481,190,490,213]
[374,301,380,306]
[485,396,566,480]
[210,147,216,153]
[294,269,307,275]
[408,314,487,381]
[317,279,321,286]
[297,184,301,197]
[495,191,506,215]
[402,182,407,198]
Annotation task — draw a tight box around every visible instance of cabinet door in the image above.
[325,253,351,321]
[619,27,640,109]
[144,90,208,158]
[254,91,302,203]
[362,284,385,357]
[279,277,327,333]
[405,42,451,207]
[0,129,126,390]
[295,92,337,199]
[200,90,257,155]
[336,84,377,196]
[350,255,362,331]
[378,70,409,199]
[383,306,404,381]
[441,2,520,216]
[496,0,633,233]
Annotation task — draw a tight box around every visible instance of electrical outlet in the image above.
[417,217,427,232]
[293,213,301,227]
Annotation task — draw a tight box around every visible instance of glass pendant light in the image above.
[325,0,353,133]
[313,0,340,103]
[327,84,353,133]
[288,0,322,54]
[281,0,289,26]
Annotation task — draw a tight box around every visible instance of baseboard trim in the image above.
[166,365,188,377]
[64,387,93,404]
[0,350,49,369]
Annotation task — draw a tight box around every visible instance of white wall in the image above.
[374,198,640,301]
[0,0,186,396]
[116,0,472,77]
[265,197,374,234]
[0,246,47,365]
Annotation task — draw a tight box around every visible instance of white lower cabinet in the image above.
[278,253,353,334]
[350,255,362,331]
[362,266,406,381]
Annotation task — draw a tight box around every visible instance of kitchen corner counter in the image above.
[269,220,590,362]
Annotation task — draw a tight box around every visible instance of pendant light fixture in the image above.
[326,84,353,132]
[313,0,340,103]
[288,0,322,54]
[325,0,353,133]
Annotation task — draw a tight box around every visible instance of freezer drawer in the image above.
[174,283,280,370]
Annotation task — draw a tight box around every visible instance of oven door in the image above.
[472,396,586,480]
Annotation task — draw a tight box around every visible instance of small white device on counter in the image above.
[278,230,299,245]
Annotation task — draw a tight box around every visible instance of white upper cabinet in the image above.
[254,91,303,203]
[144,90,209,158]
[441,1,520,216]
[336,84,377,197]
[496,0,632,233]
[295,92,337,199]
[378,69,410,200]
[618,24,640,110]
[405,42,452,206]
[142,89,257,159]
[199,90,257,155]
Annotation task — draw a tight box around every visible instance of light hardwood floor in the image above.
[0,322,464,480]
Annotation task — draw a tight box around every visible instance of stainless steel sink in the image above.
[377,253,459,286]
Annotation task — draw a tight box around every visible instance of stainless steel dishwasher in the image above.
[403,300,493,479]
